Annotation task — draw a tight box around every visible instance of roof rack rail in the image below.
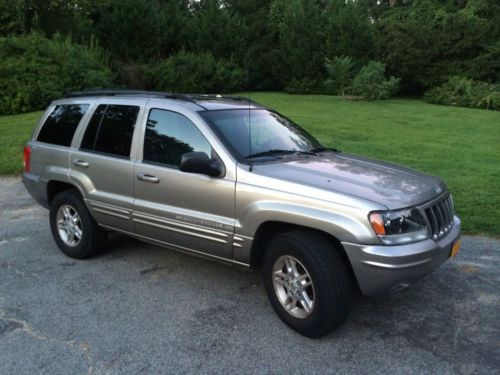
[64,89,257,105]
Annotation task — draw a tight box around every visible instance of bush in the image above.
[0,33,113,114]
[323,56,354,95]
[148,51,245,94]
[425,76,500,111]
[350,61,399,100]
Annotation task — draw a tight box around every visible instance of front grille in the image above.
[423,195,455,240]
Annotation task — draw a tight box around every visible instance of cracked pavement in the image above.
[1,176,499,374]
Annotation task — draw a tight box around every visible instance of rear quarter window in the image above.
[37,104,89,146]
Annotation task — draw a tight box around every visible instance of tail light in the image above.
[23,145,31,173]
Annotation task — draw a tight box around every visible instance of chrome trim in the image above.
[362,258,432,269]
[99,224,250,268]
[133,214,228,244]
[420,194,454,240]
[91,207,130,220]
[133,211,229,237]
[86,200,131,220]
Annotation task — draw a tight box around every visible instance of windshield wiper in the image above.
[245,149,316,159]
[309,147,340,153]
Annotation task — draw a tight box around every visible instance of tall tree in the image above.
[270,0,326,88]
[325,0,377,66]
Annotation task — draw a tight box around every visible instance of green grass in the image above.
[250,93,499,237]
[0,111,43,174]
[0,93,499,236]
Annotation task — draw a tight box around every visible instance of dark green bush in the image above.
[350,61,399,100]
[148,51,245,94]
[0,33,113,114]
[323,56,355,95]
[424,76,500,111]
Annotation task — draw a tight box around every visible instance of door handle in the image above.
[72,159,89,168]
[137,173,159,183]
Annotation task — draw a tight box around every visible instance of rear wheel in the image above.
[262,230,352,338]
[49,190,106,259]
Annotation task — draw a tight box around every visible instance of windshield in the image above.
[200,109,322,161]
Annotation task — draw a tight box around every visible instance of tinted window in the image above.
[37,104,89,146]
[144,109,211,167]
[80,105,106,151]
[80,105,139,158]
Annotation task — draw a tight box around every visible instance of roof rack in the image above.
[64,89,258,106]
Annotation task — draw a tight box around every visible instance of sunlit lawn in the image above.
[1,93,498,236]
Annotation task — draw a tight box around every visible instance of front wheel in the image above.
[262,230,352,338]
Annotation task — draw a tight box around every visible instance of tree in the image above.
[270,0,326,90]
[188,0,245,61]
[93,0,189,62]
[325,0,377,66]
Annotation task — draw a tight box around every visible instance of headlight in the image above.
[369,208,429,245]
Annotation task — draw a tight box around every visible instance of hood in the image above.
[253,153,446,210]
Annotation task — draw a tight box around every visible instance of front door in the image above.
[133,108,235,260]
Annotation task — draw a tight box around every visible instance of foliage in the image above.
[350,61,400,100]
[93,0,188,62]
[0,33,113,114]
[269,0,326,88]
[0,0,499,108]
[188,0,245,61]
[425,76,500,111]
[148,51,245,94]
[323,56,355,96]
[376,0,500,93]
[325,0,377,65]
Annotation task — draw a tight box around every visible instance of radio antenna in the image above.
[247,67,253,172]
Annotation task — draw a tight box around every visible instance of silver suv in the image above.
[22,90,461,337]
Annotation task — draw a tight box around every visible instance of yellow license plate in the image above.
[450,239,461,258]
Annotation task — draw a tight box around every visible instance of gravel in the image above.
[1,176,499,374]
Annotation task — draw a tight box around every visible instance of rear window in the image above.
[80,104,140,158]
[37,104,89,146]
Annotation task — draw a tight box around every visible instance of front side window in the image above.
[200,109,321,161]
[80,104,139,158]
[143,109,211,167]
[37,104,89,146]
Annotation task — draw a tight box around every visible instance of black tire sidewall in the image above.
[262,231,351,337]
[49,190,99,259]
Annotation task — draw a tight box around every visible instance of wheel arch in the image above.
[250,221,360,292]
[47,180,84,206]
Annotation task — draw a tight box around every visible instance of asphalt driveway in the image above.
[0,176,499,374]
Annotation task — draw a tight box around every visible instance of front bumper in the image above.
[342,216,461,296]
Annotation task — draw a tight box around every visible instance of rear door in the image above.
[132,104,236,260]
[69,99,146,232]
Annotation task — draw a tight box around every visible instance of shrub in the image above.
[0,33,113,114]
[148,51,245,94]
[350,61,399,100]
[425,76,500,111]
[323,56,355,95]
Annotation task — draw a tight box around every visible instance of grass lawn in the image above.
[1,93,499,236]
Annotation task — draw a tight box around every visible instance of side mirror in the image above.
[180,152,225,178]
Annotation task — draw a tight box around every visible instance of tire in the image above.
[49,189,106,259]
[262,230,352,338]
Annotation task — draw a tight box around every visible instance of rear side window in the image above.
[80,104,140,158]
[37,104,89,146]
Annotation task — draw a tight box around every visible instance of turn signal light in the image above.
[369,213,386,235]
